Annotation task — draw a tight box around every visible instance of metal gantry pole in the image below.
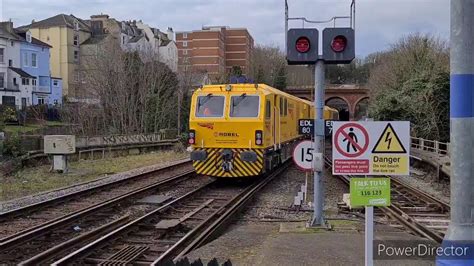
[445,0,474,243]
[311,60,325,226]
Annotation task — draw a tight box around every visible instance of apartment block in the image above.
[176,26,253,82]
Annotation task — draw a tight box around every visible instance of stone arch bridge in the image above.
[285,84,369,120]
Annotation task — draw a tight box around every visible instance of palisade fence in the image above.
[76,131,174,148]
[410,137,450,157]
[17,129,178,157]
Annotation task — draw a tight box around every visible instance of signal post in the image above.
[285,0,356,227]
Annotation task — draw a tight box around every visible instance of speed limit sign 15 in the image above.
[293,140,320,171]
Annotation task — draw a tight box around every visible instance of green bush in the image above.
[368,34,449,142]
[3,133,23,157]
[1,106,17,123]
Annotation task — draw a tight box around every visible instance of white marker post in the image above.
[365,195,374,266]
[365,171,374,266]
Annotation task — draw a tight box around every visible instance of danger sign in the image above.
[334,123,369,158]
[332,121,410,176]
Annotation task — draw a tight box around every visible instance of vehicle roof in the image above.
[198,84,314,106]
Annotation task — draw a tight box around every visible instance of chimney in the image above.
[90,14,109,21]
[167,27,174,41]
[0,21,13,33]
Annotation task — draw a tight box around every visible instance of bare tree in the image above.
[250,44,287,87]
[62,37,179,135]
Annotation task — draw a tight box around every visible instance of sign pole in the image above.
[365,205,374,266]
[365,174,373,266]
[311,59,325,226]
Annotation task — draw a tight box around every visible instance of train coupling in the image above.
[221,149,234,172]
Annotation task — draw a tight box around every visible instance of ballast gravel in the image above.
[0,158,190,213]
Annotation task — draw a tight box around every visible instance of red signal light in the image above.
[331,35,347,52]
[188,130,195,145]
[295,37,310,53]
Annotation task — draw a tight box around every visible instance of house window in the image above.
[183,49,187,55]
[74,20,79,31]
[8,59,12,67]
[11,41,14,46]
[26,32,32,43]
[22,78,30,85]
[2,96,15,107]
[13,78,17,85]
[0,48,4,63]
[183,41,187,47]
[31,53,37,67]
[32,79,37,86]
[74,50,79,62]
[38,97,45,105]
[53,80,58,86]
[0,73,4,88]
[73,34,79,46]
[183,33,188,39]
[23,52,28,66]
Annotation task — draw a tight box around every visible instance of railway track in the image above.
[324,156,450,243]
[0,160,192,233]
[50,161,291,265]
[0,160,210,264]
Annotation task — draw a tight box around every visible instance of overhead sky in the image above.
[1,0,449,57]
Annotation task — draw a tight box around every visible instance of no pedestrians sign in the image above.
[332,121,410,176]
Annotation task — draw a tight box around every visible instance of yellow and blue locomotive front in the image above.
[188,85,267,178]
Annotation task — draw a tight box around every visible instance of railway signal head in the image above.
[286,28,319,65]
[322,28,355,64]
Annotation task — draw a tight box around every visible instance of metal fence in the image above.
[76,132,169,148]
[411,137,450,156]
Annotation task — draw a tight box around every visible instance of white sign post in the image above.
[292,140,317,171]
[332,121,409,266]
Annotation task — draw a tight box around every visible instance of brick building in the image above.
[176,26,254,82]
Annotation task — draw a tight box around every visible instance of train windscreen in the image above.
[230,95,260,117]
[195,95,225,117]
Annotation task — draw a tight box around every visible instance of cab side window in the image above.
[279,98,283,116]
[265,100,271,119]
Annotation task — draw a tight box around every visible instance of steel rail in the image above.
[18,216,131,266]
[0,159,192,221]
[51,180,217,265]
[0,169,196,252]
[53,161,292,265]
[158,160,292,264]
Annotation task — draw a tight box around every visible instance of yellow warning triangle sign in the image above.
[372,123,407,153]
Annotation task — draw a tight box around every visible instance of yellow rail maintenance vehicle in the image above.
[188,83,338,178]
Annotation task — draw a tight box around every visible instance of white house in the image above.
[0,21,22,108]
[7,67,35,108]
[135,22,178,72]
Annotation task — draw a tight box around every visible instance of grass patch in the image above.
[45,121,66,126]
[4,124,42,134]
[3,121,66,134]
[1,150,188,201]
